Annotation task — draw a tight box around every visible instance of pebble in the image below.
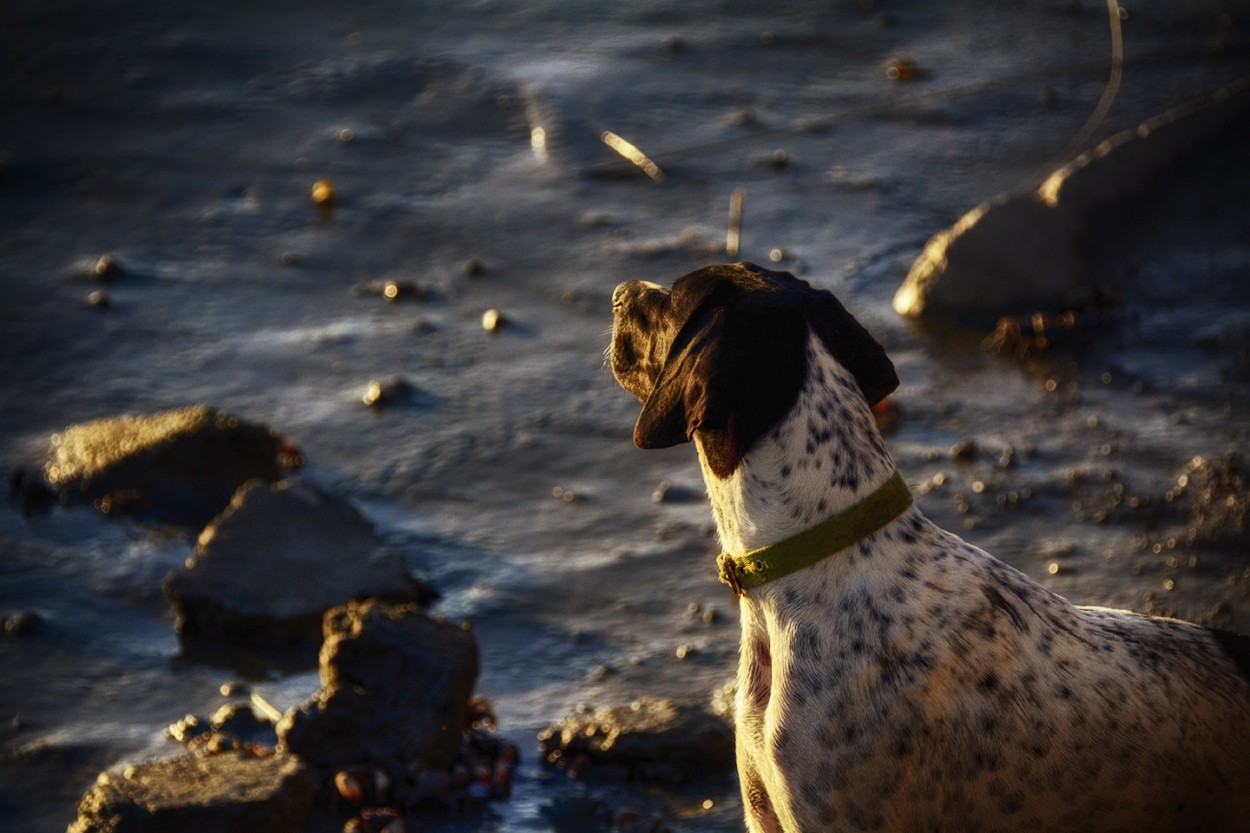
[311,179,336,207]
[481,308,504,332]
[885,57,924,81]
[950,439,978,461]
[353,279,432,302]
[91,254,123,280]
[361,377,415,408]
[3,610,43,637]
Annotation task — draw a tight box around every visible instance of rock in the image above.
[163,479,432,659]
[893,78,1250,324]
[537,697,734,782]
[2,610,43,637]
[277,599,479,771]
[67,751,315,833]
[44,405,297,527]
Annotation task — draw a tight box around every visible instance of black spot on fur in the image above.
[982,584,1029,633]
[796,625,822,660]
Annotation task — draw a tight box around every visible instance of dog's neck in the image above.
[697,331,897,556]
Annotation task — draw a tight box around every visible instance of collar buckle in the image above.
[717,551,744,596]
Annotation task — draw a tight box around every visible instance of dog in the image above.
[609,262,1250,833]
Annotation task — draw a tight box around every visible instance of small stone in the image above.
[885,57,924,81]
[87,290,109,308]
[3,610,42,637]
[91,254,123,280]
[950,439,978,461]
[361,377,416,408]
[481,308,504,332]
[462,258,484,277]
[335,770,363,803]
[311,180,336,206]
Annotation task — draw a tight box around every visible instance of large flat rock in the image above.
[893,79,1250,325]
[67,751,315,833]
[163,479,432,660]
[45,405,295,527]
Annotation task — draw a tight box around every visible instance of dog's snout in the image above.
[610,279,673,403]
[612,280,666,314]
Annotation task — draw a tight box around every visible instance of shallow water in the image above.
[2,1,1249,830]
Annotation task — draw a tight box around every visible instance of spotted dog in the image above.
[609,262,1250,833]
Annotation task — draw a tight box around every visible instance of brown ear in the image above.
[633,305,807,478]
[633,309,727,450]
[807,293,898,406]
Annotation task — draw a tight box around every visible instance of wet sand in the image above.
[2,1,1249,830]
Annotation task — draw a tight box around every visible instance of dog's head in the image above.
[610,262,897,478]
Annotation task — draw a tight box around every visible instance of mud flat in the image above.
[2,1,1249,831]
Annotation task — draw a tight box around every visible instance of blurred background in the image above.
[2,1,1248,830]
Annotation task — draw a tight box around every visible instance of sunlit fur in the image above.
[701,335,1250,832]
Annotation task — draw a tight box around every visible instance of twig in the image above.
[600,130,665,182]
[726,188,746,257]
[1059,0,1126,159]
[251,692,284,723]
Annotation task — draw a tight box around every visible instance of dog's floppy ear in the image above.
[634,304,807,478]
[808,292,898,407]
